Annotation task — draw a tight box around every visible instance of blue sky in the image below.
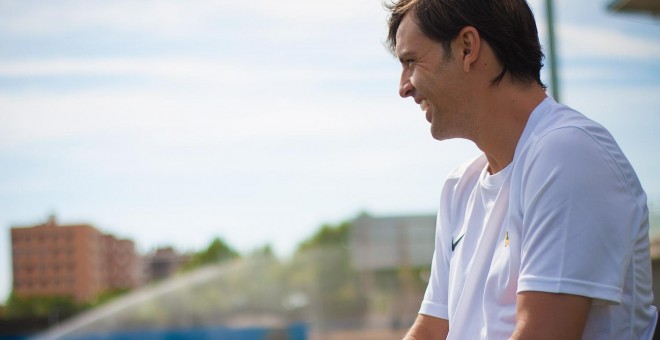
[1,0,659,303]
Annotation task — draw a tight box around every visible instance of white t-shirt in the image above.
[420,97,657,339]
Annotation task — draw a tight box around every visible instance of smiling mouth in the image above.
[419,99,429,111]
[419,99,432,123]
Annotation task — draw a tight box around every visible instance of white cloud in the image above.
[0,57,392,82]
[0,74,404,148]
[559,63,654,82]
[0,0,384,38]
[559,23,660,59]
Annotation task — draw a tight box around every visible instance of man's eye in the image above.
[406,60,415,68]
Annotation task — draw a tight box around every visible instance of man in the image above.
[386,0,657,339]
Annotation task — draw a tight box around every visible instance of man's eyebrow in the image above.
[397,50,413,63]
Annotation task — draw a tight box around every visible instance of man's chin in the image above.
[430,126,460,142]
[430,128,446,141]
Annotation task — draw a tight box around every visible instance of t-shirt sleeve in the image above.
[517,127,640,304]
[420,247,450,319]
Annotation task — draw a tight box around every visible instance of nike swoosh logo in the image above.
[451,234,465,251]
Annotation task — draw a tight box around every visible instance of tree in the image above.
[4,292,82,319]
[181,236,240,271]
[91,288,131,306]
[296,221,350,252]
[250,244,275,259]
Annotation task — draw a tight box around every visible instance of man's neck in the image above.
[474,83,547,174]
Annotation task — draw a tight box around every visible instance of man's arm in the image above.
[403,314,449,340]
[510,291,592,340]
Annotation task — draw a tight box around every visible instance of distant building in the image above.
[10,215,139,303]
[349,213,436,329]
[141,247,190,282]
[100,235,141,290]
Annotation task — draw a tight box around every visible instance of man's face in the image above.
[395,14,474,140]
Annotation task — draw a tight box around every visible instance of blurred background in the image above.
[0,0,659,339]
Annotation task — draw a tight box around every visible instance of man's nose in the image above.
[399,72,414,98]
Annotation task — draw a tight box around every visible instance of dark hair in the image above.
[386,0,545,88]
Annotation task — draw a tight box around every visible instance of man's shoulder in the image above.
[528,101,608,145]
[447,154,486,181]
[513,102,645,207]
[445,154,488,186]
[440,154,486,207]
[517,101,616,163]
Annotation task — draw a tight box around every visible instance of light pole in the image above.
[546,0,561,102]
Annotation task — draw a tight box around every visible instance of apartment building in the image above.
[10,215,139,303]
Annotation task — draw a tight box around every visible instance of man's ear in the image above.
[459,26,480,73]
